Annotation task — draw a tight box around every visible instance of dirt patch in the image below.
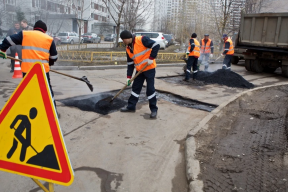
[194,85,288,191]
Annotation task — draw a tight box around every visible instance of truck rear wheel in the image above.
[231,56,239,64]
[282,66,288,77]
[245,59,252,71]
[264,67,277,73]
[251,59,263,73]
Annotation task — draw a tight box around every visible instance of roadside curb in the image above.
[52,63,185,70]
[185,82,288,192]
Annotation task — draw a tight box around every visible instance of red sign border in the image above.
[0,63,73,185]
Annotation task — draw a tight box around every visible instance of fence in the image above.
[56,43,115,51]
[57,51,185,64]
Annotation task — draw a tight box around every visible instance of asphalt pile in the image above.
[194,69,254,89]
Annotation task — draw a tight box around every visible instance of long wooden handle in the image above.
[7,55,22,62]
[49,69,83,81]
[7,56,85,81]
[112,63,149,101]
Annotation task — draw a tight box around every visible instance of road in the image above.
[0,60,287,192]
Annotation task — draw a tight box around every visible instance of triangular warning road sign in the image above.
[0,62,74,186]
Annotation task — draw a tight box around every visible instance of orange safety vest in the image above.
[126,36,156,72]
[200,39,212,54]
[22,31,53,73]
[188,38,200,57]
[223,38,234,55]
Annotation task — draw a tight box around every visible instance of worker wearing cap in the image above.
[221,34,234,70]
[199,34,214,71]
[0,20,59,116]
[184,33,200,81]
[119,30,160,119]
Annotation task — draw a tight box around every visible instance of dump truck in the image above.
[235,12,288,76]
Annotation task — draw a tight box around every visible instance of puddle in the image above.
[60,88,218,115]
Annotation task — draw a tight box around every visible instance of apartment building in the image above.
[1,0,119,35]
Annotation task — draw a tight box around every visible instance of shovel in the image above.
[6,56,93,92]
[95,62,149,109]
[210,55,223,64]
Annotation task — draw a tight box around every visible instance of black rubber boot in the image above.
[120,107,136,112]
[150,111,157,119]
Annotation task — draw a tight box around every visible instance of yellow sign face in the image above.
[0,62,74,186]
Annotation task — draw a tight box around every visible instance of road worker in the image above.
[119,30,160,119]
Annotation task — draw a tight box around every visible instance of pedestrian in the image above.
[199,34,214,71]
[0,20,60,117]
[221,34,234,70]
[183,33,200,81]
[21,19,33,31]
[7,22,22,73]
[119,30,160,119]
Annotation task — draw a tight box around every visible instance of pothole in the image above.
[59,88,218,115]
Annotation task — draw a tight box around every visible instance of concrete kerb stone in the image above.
[185,82,288,192]
[52,63,185,70]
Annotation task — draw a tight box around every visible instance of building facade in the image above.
[1,0,120,36]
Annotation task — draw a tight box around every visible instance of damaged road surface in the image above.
[60,88,218,115]
[194,85,288,191]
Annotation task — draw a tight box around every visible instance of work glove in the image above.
[147,59,154,65]
[127,78,131,86]
[186,51,189,55]
[221,53,224,57]
[0,50,7,59]
[210,54,213,58]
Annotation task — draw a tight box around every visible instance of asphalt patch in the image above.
[61,94,126,115]
[60,89,218,114]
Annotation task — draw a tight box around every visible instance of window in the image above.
[94,14,98,20]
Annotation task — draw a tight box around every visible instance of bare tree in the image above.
[209,0,238,49]
[102,0,126,47]
[244,0,272,13]
[123,0,152,32]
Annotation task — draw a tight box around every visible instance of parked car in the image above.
[57,32,83,44]
[134,32,167,50]
[82,33,101,43]
[104,34,116,42]
[163,34,174,47]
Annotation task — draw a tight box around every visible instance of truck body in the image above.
[235,12,288,76]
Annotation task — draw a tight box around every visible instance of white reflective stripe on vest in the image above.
[131,48,150,60]
[135,59,148,67]
[6,36,16,46]
[193,70,198,73]
[22,59,49,63]
[131,91,139,98]
[127,61,134,65]
[147,92,156,100]
[49,55,58,59]
[151,43,158,48]
[22,46,49,53]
